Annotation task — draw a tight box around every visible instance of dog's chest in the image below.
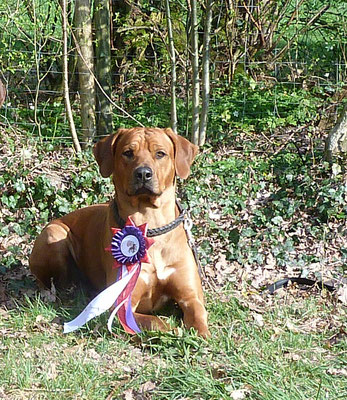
[155,259,176,282]
[141,240,177,284]
[137,246,176,312]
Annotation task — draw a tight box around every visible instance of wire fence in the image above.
[0,0,346,145]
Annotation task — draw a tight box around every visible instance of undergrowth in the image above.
[0,74,336,145]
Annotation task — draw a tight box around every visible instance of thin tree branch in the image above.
[61,0,81,152]
[199,0,214,146]
[165,0,178,132]
[190,0,200,144]
[271,4,330,62]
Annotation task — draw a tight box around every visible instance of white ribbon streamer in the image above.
[107,297,127,333]
[63,265,137,333]
[107,264,137,333]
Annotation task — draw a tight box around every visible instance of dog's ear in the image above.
[164,128,199,179]
[93,134,117,177]
[93,129,125,177]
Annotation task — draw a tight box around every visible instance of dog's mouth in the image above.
[128,183,161,197]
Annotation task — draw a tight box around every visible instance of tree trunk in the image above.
[325,104,347,162]
[199,0,213,146]
[94,0,113,137]
[185,9,191,137]
[190,0,200,145]
[61,0,81,153]
[0,79,6,107]
[165,0,177,132]
[74,0,96,147]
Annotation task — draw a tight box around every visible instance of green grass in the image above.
[0,289,346,399]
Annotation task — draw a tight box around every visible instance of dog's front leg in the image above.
[131,278,171,332]
[106,269,170,333]
[167,271,210,338]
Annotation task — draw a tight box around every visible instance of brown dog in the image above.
[29,127,210,337]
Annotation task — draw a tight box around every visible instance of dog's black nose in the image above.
[135,166,153,183]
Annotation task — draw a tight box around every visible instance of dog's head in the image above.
[93,127,198,199]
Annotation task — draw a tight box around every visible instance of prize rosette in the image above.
[109,218,154,269]
[106,217,154,334]
[63,217,154,335]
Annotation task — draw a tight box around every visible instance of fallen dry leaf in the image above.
[139,381,156,393]
[327,367,347,377]
[284,352,301,361]
[337,285,347,305]
[0,387,9,400]
[228,388,251,399]
[270,326,285,341]
[286,320,301,333]
[46,363,58,380]
[123,388,135,400]
[39,280,57,303]
[252,313,264,327]
[35,314,46,323]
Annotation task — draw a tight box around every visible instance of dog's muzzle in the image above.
[131,166,157,195]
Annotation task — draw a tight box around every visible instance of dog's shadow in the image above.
[0,263,38,309]
[0,263,90,319]
[1,264,186,340]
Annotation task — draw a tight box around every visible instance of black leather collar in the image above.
[111,198,186,237]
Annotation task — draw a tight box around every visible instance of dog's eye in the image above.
[122,150,134,158]
[156,151,166,159]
